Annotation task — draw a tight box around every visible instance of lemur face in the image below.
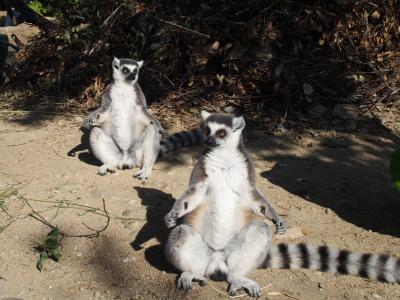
[112,57,144,84]
[201,111,245,148]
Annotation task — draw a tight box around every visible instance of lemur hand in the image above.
[275,218,287,235]
[164,210,178,228]
[159,127,169,140]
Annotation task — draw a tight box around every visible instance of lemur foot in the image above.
[275,218,287,235]
[160,128,169,140]
[229,277,261,298]
[177,272,208,292]
[98,165,117,176]
[134,168,151,183]
[164,210,178,228]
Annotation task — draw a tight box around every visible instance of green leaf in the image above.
[44,237,58,249]
[37,253,48,272]
[391,151,400,191]
[47,248,62,261]
[48,228,60,237]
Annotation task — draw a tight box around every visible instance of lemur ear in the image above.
[137,60,144,69]
[232,116,245,131]
[112,57,120,69]
[201,110,211,120]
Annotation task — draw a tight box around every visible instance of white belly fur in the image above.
[200,151,248,250]
[110,84,143,151]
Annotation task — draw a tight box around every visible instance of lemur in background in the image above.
[164,111,400,297]
[68,57,205,181]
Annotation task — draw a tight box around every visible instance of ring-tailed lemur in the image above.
[164,111,400,297]
[84,57,160,180]
[70,59,205,181]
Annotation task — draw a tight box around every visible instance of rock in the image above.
[308,103,327,117]
[332,104,360,120]
[303,83,314,96]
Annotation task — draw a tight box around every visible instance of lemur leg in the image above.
[165,224,209,291]
[90,127,122,175]
[132,143,144,169]
[224,221,273,298]
[134,124,160,181]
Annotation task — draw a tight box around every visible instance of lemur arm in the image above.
[243,152,286,234]
[81,86,112,130]
[134,83,168,139]
[164,183,207,228]
[164,158,208,228]
[248,187,286,234]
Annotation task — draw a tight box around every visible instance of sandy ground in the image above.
[0,114,400,300]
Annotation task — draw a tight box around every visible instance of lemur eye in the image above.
[132,69,137,76]
[216,129,226,138]
[122,67,129,74]
[205,126,211,136]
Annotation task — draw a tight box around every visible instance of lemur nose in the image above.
[126,73,136,81]
[205,136,217,147]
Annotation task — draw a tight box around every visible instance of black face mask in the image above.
[126,72,137,81]
[205,136,217,147]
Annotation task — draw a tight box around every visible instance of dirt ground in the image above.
[0,113,399,300]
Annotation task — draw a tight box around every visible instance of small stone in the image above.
[122,209,135,217]
[303,83,314,96]
[372,294,382,299]
[332,104,360,120]
[223,106,236,114]
[76,252,82,257]
[211,41,220,50]
[74,116,84,123]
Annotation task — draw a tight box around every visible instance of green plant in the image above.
[28,0,81,17]
[391,151,400,192]
[27,0,47,15]
[35,228,63,271]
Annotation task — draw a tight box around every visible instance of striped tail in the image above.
[266,243,400,283]
[159,127,204,156]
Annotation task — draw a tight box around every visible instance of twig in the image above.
[0,41,20,51]
[0,110,84,117]
[25,198,111,238]
[24,198,143,221]
[67,198,110,238]
[100,5,122,28]
[154,17,210,38]
[283,293,301,300]
[344,16,355,49]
